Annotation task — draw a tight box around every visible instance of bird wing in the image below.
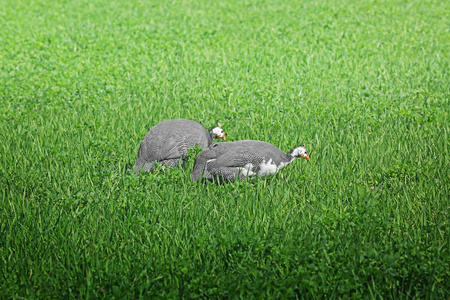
[205,145,262,169]
[157,136,185,160]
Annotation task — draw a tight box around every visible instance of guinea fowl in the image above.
[134,119,225,173]
[191,140,309,182]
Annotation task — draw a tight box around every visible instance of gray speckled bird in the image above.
[191,140,309,182]
[134,119,225,173]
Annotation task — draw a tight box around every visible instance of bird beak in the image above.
[301,154,310,161]
[221,134,226,140]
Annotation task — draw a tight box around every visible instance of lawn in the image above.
[0,0,449,298]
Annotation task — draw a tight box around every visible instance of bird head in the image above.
[210,122,226,140]
[289,144,310,161]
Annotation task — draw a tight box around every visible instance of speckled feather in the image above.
[134,119,213,172]
[191,140,295,182]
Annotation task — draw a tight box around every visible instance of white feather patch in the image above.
[258,159,278,176]
[239,163,255,177]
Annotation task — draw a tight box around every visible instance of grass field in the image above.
[1,0,449,298]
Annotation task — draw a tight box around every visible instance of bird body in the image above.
[134,119,225,172]
[191,140,309,182]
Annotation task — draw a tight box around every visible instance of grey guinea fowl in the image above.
[134,119,225,173]
[191,140,309,182]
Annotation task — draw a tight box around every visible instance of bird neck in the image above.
[279,153,296,169]
[208,130,215,143]
[287,149,299,159]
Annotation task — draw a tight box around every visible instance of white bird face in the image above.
[211,126,226,140]
[291,145,310,161]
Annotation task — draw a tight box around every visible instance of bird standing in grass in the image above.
[134,119,225,173]
[191,140,309,182]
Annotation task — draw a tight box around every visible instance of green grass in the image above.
[1,0,449,298]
